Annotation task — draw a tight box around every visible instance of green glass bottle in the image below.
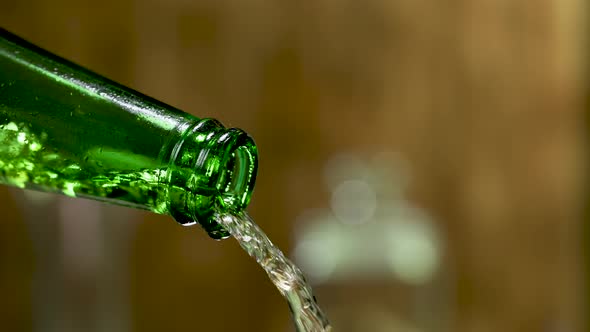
[0,28,258,239]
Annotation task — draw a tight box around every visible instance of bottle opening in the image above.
[165,119,258,239]
[203,129,258,239]
[217,141,258,211]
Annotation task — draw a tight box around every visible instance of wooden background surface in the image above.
[0,1,585,331]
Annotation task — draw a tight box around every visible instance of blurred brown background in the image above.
[0,0,586,331]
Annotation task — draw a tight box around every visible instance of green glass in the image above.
[0,28,258,239]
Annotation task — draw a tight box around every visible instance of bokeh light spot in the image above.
[331,179,377,225]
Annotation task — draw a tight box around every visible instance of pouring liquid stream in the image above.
[216,212,332,332]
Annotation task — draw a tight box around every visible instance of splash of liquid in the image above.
[216,212,331,332]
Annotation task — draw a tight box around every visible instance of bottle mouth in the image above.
[214,129,258,213]
[166,118,258,239]
[200,128,258,239]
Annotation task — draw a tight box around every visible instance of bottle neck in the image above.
[164,118,258,239]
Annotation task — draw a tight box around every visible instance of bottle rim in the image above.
[166,118,258,239]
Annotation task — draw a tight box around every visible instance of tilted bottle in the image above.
[0,28,258,239]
